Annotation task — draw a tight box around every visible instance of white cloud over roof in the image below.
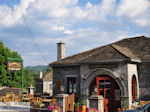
[0,0,150,66]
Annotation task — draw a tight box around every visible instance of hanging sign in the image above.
[7,61,22,71]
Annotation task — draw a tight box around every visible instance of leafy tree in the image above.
[26,66,52,80]
[0,41,22,87]
[23,69,35,89]
[43,67,52,76]
[0,41,34,89]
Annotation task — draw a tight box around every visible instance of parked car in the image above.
[121,103,150,112]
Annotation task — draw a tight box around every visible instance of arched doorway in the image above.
[83,68,127,112]
[89,75,121,112]
[132,75,137,101]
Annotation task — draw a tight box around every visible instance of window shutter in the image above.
[56,80,61,89]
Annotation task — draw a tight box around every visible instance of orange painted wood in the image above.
[56,80,61,89]
[65,93,74,112]
[96,76,115,112]
[132,76,136,101]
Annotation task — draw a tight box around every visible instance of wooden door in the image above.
[96,77,115,112]
[65,93,74,112]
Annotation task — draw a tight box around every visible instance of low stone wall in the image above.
[88,95,104,112]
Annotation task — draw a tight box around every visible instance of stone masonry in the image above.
[53,65,80,95]
[138,63,150,100]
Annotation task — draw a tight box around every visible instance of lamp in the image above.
[120,75,125,80]
[81,74,86,80]
[60,85,64,94]
[94,87,98,95]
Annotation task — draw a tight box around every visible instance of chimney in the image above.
[57,41,65,60]
[40,71,43,79]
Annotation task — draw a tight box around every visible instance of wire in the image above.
[17,0,49,66]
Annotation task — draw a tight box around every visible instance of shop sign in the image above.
[7,61,22,71]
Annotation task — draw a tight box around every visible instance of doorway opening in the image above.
[90,75,121,112]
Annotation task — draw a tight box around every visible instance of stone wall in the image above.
[43,80,53,96]
[52,65,80,95]
[80,63,129,96]
[138,62,150,100]
[127,63,139,108]
[52,62,142,109]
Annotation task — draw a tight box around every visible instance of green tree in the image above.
[0,41,22,87]
[24,69,35,89]
[43,67,52,76]
[0,41,34,89]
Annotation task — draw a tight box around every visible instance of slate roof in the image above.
[50,36,150,65]
[42,72,52,81]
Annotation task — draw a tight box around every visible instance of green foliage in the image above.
[0,41,22,87]
[121,96,128,109]
[25,65,52,79]
[23,69,35,89]
[0,41,35,89]
[26,65,50,73]
[75,98,84,107]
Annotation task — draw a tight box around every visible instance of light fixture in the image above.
[81,74,86,80]
[120,75,125,80]
[94,87,98,95]
[60,85,64,94]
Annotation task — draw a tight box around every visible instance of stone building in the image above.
[50,36,150,112]
[36,72,53,96]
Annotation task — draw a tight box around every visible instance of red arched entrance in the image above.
[90,75,121,112]
[132,75,136,101]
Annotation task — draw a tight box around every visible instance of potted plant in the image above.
[121,96,128,110]
[87,108,101,112]
[75,98,84,112]
[75,102,82,112]
[48,104,62,112]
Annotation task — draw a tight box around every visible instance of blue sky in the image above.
[0,0,150,66]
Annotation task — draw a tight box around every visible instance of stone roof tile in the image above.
[50,36,150,65]
[42,72,52,81]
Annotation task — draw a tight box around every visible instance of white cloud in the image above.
[0,0,117,28]
[32,0,78,18]
[117,0,150,26]
[1,0,150,28]
[118,0,150,17]
[0,0,150,66]
[0,0,34,27]
[53,26,65,31]
[64,30,73,34]
[0,5,12,26]
[70,0,116,22]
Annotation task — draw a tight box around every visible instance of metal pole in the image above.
[21,60,24,103]
[7,58,24,103]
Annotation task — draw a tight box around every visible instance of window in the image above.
[67,77,76,94]
[56,80,61,89]
[49,84,53,90]
[132,75,136,101]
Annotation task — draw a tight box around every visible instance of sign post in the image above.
[7,58,24,103]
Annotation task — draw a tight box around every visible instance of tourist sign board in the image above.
[7,61,22,71]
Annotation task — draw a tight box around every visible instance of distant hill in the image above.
[25,65,49,73]
[25,65,52,79]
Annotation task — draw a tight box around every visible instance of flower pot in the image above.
[76,106,82,112]
[116,108,121,112]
